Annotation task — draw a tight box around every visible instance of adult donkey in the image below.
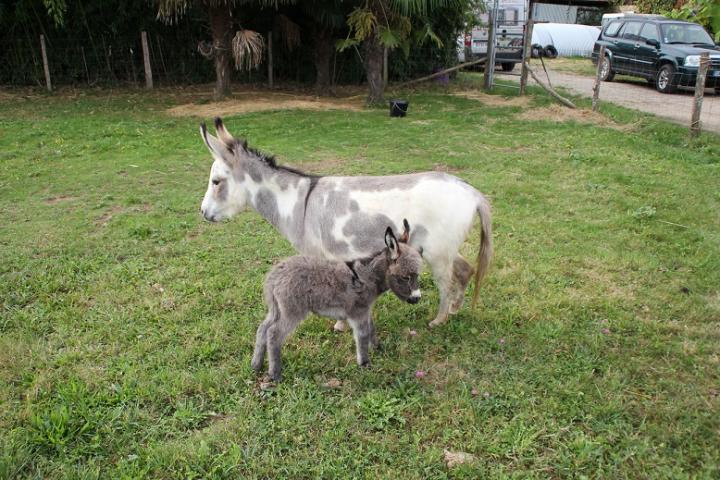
[199,118,492,328]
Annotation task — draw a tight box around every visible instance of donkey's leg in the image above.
[251,299,279,372]
[427,255,454,328]
[449,255,475,314]
[251,316,271,373]
[346,316,371,366]
[333,319,349,333]
[266,312,303,382]
[368,316,380,351]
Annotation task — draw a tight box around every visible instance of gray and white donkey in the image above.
[251,221,423,382]
[199,118,493,328]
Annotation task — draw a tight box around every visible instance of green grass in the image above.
[1,79,719,479]
[540,56,599,77]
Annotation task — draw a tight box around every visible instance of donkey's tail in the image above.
[471,193,493,309]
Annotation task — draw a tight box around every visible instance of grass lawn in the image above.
[1,77,719,478]
[540,57,599,77]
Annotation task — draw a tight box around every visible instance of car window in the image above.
[660,23,714,44]
[621,22,642,41]
[640,23,660,42]
[604,21,623,37]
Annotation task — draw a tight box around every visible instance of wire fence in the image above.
[3,28,457,91]
[523,46,719,135]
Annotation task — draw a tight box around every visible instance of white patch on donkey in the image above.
[199,118,492,328]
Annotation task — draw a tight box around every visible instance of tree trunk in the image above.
[364,34,385,105]
[208,3,232,99]
[313,27,333,96]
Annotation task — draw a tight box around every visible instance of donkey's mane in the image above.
[245,145,320,179]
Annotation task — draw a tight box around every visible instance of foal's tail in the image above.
[471,193,493,309]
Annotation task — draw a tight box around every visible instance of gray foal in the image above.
[251,221,423,382]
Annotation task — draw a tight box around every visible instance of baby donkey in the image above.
[252,220,424,382]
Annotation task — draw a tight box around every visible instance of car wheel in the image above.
[531,44,543,58]
[656,64,678,94]
[501,62,515,72]
[599,56,615,82]
[716,87,720,95]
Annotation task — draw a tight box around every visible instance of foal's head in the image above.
[383,220,424,304]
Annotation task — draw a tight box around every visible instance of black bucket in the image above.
[389,99,409,117]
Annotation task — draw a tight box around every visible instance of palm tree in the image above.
[156,0,285,99]
[338,0,450,105]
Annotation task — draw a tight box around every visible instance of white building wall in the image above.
[533,4,578,24]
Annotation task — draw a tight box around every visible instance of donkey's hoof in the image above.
[333,320,349,333]
[250,360,263,372]
[429,316,448,328]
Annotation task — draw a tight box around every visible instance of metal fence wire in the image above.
[526,46,719,134]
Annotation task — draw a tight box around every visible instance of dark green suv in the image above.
[591,15,720,94]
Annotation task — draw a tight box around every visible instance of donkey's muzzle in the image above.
[407,296,420,304]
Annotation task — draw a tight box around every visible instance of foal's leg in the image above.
[346,315,371,366]
[251,315,272,372]
[449,255,474,314]
[251,298,279,372]
[266,312,303,382]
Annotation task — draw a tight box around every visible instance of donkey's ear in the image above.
[214,117,236,149]
[200,121,234,165]
[398,218,410,243]
[385,226,400,261]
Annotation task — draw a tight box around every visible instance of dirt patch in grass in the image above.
[516,104,631,130]
[44,195,77,205]
[452,90,531,107]
[167,92,364,117]
[432,163,463,173]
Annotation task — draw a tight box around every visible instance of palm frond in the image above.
[232,29,265,71]
[156,0,188,24]
[336,38,360,52]
[347,7,377,41]
[388,0,454,17]
[275,14,301,51]
[378,26,401,48]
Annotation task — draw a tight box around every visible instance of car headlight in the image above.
[684,55,700,67]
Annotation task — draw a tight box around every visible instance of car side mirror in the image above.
[646,39,660,48]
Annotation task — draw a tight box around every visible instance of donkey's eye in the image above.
[212,179,221,186]
[403,276,411,282]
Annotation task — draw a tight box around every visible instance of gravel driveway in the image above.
[532,69,720,133]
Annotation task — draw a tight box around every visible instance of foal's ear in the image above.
[385,226,400,261]
[398,218,411,243]
[200,121,234,165]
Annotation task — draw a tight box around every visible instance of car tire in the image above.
[599,56,615,82]
[715,87,720,95]
[501,62,515,72]
[656,64,678,94]
[531,44,543,58]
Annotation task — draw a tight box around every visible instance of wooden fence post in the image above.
[592,45,605,112]
[519,20,534,95]
[267,31,273,88]
[383,47,388,88]
[141,31,153,89]
[483,0,498,91]
[690,52,709,137]
[40,34,52,92]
